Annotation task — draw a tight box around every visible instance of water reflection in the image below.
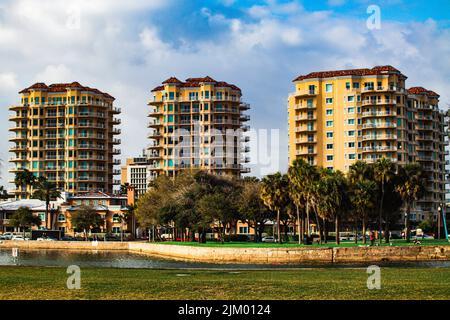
[0,249,449,269]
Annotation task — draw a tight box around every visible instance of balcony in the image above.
[295,138,316,144]
[112,138,121,144]
[112,149,121,155]
[295,104,316,111]
[241,125,250,132]
[362,100,397,106]
[148,120,162,128]
[362,123,396,129]
[113,159,121,165]
[112,118,121,124]
[362,146,397,152]
[362,134,397,141]
[10,156,28,162]
[295,115,315,121]
[240,103,250,110]
[240,114,250,122]
[362,111,397,117]
[112,107,121,114]
[112,128,121,135]
[292,89,317,97]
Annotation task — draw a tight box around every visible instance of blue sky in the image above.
[0,0,450,185]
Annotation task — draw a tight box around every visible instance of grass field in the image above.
[160,239,450,248]
[0,266,449,300]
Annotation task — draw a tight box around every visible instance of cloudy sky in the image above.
[1,0,449,185]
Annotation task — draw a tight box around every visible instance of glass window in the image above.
[326,84,333,93]
[326,98,333,104]
[327,155,334,161]
[326,132,333,138]
[326,109,333,116]
[326,121,333,127]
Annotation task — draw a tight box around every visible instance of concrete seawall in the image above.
[1,241,449,264]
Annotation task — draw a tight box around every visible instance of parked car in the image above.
[37,237,56,241]
[11,235,28,241]
[1,233,14,240]
[262,236,275,243]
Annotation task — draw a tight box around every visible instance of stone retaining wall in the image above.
[1,241,449,264]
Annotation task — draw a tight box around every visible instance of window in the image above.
[349,154,356,160]
[239,227,249,234]
[327,155,334,161]
[348,119,355,125]
[112,227,121,234]
[348,142,355,148]
[346,82,351,90]
[326,84,333,93]
[113,214,121,223]
[326,98,333,104]
[58,214,66,222]
[348,131,355,136]
[326,121,333,127]
[326,132,333,138]
[347,96,355,102]
[326,109,333,116]
[348,107,355,113]
[327,144,333,150]
[353,83,360,89]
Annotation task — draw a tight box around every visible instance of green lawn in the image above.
[159,239,450,248]
[0,266,448,300]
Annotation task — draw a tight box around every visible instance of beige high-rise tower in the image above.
[288,66,447,222]
[9,82,122,198]
[147,76,251,178]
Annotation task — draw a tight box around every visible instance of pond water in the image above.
[1,249,449,269]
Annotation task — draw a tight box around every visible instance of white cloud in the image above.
[0,0,449,187]
[35,65,74,84]
[0,72,18,92]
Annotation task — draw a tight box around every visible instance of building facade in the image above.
[147,76,250,178]
[288,65,448,222]
[57,191,129,235]
[9,82,122,198]
[120,152,156,198]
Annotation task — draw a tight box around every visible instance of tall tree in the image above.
[14,169,36,199]
[70,205,104,240]
[238,178,273,242]
[396,163,427,242]
[261,173,289,243]
[32,176,61,230]
[373,158,396,244]
[288,159,318,238]
[348,161,377,244]
[10,206,41,237]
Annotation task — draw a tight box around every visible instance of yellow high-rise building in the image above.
[288,66,447,222]
[9,82,122,198]
[147,76,251,178]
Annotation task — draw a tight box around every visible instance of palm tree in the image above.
[314,169,348,245]
[261,173,288,243]
[0,186,9,200]
[350,179,377,244]
[14,169,36,199]
[288,159,318,239]
[348,161,377,243]
[288,160,307,244]
[396,163,427,243]
[373,158,396,244]
[32,176,61,230]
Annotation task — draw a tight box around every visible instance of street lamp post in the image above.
[438,205,441,240]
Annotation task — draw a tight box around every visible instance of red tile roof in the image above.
[293,65,405,82]
[152,76,241,92]
[407,87,440,98]
[19,82,115,100]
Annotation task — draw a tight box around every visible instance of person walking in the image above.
[370,231,376,246]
